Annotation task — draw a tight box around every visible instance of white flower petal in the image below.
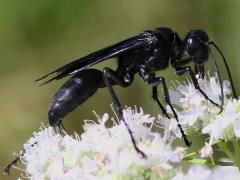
[200,142,213,158]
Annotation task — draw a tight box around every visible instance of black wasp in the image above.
[4,27,237,174]
[37,27,237,154]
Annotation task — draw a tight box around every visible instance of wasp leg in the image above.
[102,67,147,158]
[175,66,223,112]
[4,140,39,175]
[4,152,23,175]
[152,86,171,118]
[57,121,68,133]
[148,76,191,146]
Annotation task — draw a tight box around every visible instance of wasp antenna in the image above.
[208,41,237,99]
[208,47,224,108]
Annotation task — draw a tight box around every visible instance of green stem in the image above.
[186,158,235,166]
[216,141,234,159]
[232,139,240,167]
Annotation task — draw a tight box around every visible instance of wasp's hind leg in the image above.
[102,67,147,158]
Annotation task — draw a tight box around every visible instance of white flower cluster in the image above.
[18,108,184,179]
[12,74,240,179]
[163,74,240,156]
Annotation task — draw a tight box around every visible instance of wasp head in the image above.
[183,30,210,78]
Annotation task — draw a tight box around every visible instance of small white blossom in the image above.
[200,142,213,158]
[170,74,231,117]
[157,114,182,141]
[169,74,239,143]
[172,74,232,107]
[202,99,240,144]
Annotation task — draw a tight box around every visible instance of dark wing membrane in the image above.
[36,35,151,85]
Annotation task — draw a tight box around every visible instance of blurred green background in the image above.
[1,0,240,179]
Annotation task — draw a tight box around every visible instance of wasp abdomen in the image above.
[48,69,104,126]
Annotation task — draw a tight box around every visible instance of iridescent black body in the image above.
[48,69,105,126]
[4,27,237,174]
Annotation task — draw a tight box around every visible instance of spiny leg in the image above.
[103,67,146,158]
[148,76,191,146]
[4,141,37,174]
[4,151,24,175]
[152,86,170,119]
[175,66,223,112]
[138,67,170,119]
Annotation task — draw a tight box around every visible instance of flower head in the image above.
[10,73,240,179]
[202,99,240,144]
[18,107,184,179]
[168,74,239,144]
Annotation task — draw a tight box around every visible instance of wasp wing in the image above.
[36,35,152,85]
